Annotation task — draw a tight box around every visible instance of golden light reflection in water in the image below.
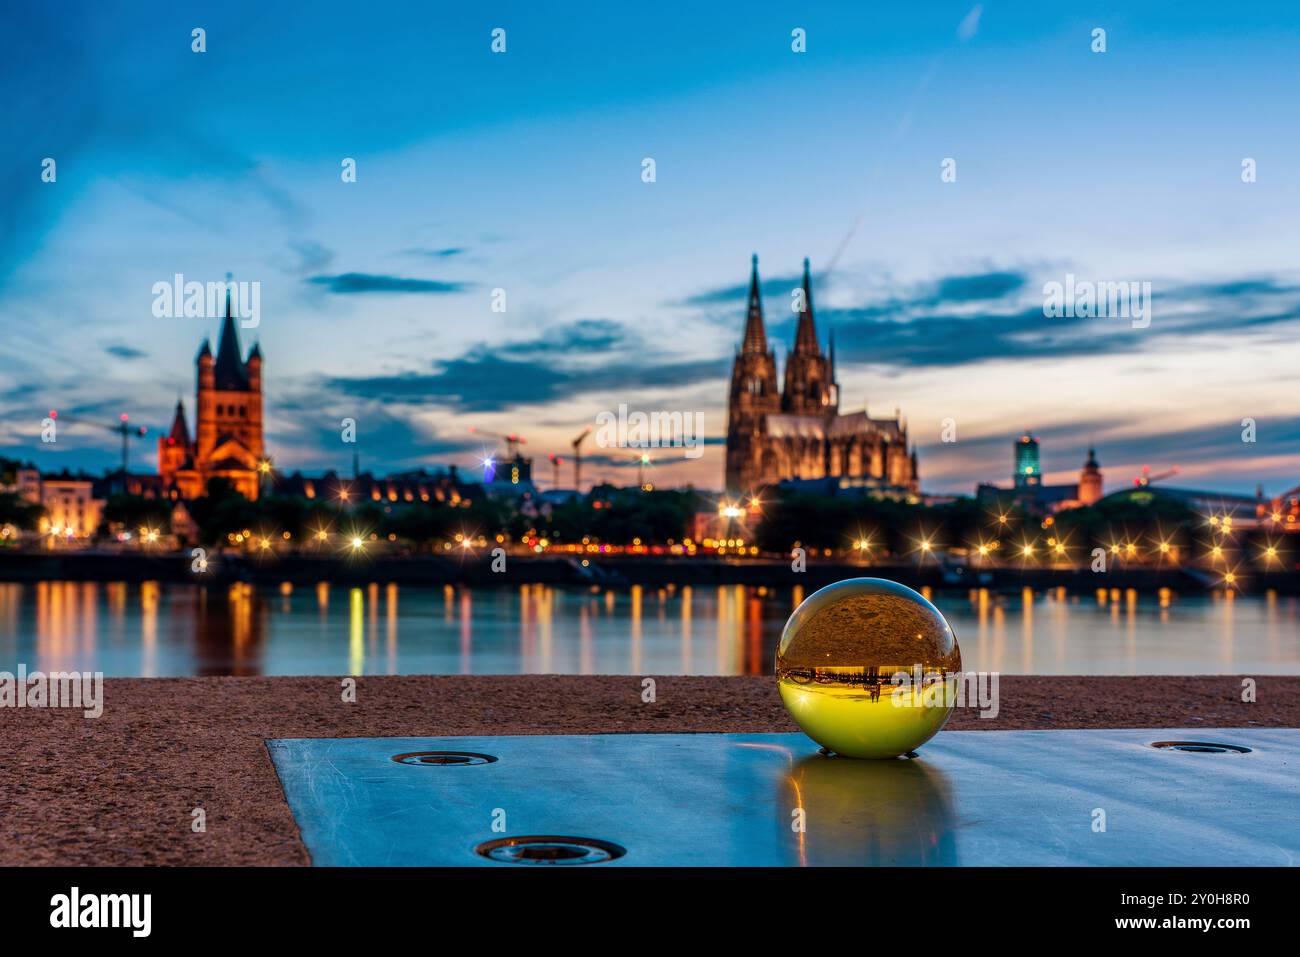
[579,603,593,674]
[538,585,553,673]
[630,584,642,674]
[0,580,1293,678]
[680,585,692,674]
[1021,586,1034,673]
[459,587,472,674]
[367,582,379,659]
[386,583,398,673]
[348,587,363,675]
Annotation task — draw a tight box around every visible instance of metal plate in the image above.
[267,729,1300,866]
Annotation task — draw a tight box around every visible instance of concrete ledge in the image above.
[1,674,1296,865]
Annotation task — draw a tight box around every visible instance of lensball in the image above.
[777,578,962,759]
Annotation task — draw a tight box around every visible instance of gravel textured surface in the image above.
[3,674,1295,866]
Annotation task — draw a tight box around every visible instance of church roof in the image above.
[207,456,257,473]
[213,292,251,391]
[766,414,827,440]
[212,432,254,455]
[765,411,905,443]
[166,400,190,444]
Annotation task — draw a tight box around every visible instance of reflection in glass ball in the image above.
[776,578,962,759]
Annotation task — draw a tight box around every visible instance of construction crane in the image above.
[49,410,148,474]
[571,426,593,490]
[547,452,564,488]
[468,426,526,458]
[1133,464,1180,487]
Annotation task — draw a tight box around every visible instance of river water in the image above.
[0,581,1295,677]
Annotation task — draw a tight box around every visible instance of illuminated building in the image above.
[979,439,1106,515]
[36,474,102,538]
[1013,432,1041,489]
[158,292,265,499]
[1078,447,1104,505]
[725,255,919,495]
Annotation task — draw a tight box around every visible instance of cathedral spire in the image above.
[793,257,820,356]
[742,253,767,354]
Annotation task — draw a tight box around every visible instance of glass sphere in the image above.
[777,578,961,759]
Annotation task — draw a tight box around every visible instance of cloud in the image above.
[927,271,1024,303]
[324,319,727,413]
[957,5,983,42]
[308,273,471,294]
[104,343,147,360]
[404,247,466,259]
[769,269,1300,369]
[278,240,335,276]
[498,318,628,356]
[677,271,804,309]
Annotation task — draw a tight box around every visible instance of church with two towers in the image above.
[724,255,920,496]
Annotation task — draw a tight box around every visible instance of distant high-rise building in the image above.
[1014,432,1041,488]
[158,292,265,499]
[980,436,1105,515]
[1078,446,1104,505]
[724,255,919,494]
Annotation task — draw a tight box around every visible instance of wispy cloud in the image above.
[404,247,467,259]
[307,273,471,295]
[104,343,147,360]
[324,319,726,413]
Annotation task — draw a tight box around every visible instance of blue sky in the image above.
[3,1,1298,495]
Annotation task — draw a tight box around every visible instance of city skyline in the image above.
[3,2,1299,495]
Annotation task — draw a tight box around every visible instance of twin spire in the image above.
[741,254,828,363]
[742,253,767,354]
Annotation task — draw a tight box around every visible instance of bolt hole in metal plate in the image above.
[392,751,498,767]
[476,836,627,865]
[1151,741,1252,754]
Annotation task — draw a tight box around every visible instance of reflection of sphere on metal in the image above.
[777,578,961,759]
[780,755,957,864]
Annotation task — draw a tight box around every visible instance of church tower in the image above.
[1078,446,1103,505]
[725,255,780,491]
[158,399,191,493]
[781,258,835,414]
[193,291,264,498]
[158,286,267,500]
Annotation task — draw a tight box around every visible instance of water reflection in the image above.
[0,581,1294,677]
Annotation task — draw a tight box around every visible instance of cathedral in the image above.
[724,255,920,495]
[158,294,265,500]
